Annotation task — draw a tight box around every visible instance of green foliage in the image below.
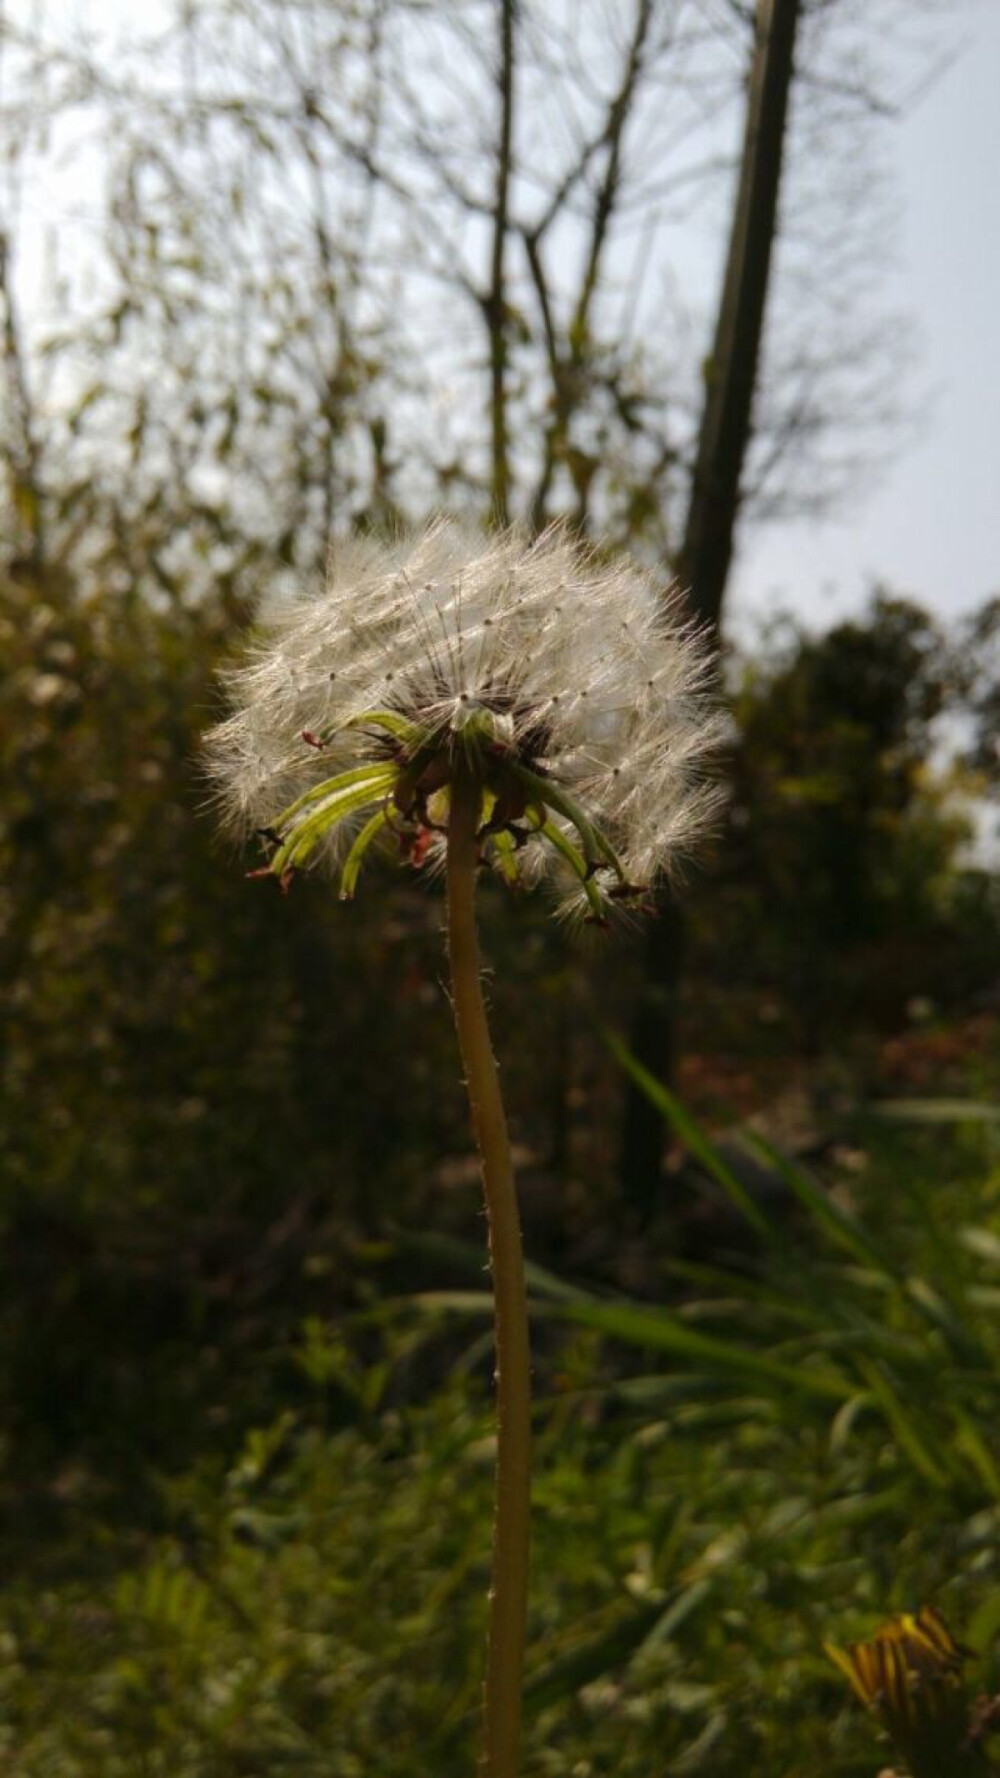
[699,592,993,1036]
[2,548,998,1773]
[0,563,469,1494]
[3,1106,1000,1775]
[956,595,1000,790]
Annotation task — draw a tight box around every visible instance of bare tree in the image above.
[2,0,935,594]
[615,0,955,1209]
[621,0,801,1210]
[1,1,759,591]
[0,1,401,603]
[1,1,952,1204]
[679,0,800,632]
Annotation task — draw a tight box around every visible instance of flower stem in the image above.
[446,769,531,1778]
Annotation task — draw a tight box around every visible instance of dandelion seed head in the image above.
[204,520,723,915]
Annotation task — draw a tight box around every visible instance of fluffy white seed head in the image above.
[204,520,725,918]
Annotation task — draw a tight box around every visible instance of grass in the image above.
[3,1096,1000,1774]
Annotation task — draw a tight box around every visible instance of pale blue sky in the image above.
[732,0,1000,635]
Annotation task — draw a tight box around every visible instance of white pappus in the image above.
[203,519,726,921]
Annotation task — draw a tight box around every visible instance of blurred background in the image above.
[1,2,999,1773]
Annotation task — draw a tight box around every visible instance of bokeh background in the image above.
[1,3,999,1773]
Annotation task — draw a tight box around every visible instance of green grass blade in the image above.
[744,1132,985,1362]
[558,1299,850,1402]
[873,1098,1000,1125]
[660,1258,831,1330]
[951,1405,1000,1499]
[606,1033,778,1245]
[523,1581,712,1714]
[854,1357,952,1488]
[405,1287,848,1400]
[741,1128,893,1274]
[522,1600,665,1713]
[393,1229,592,1304]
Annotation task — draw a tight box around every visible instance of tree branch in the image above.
[486,0,517,528]
[0,228,45,571]
[524,0,656,531]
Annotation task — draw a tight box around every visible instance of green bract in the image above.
[257,704,635,922]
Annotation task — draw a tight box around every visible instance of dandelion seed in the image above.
[204,519,723,917]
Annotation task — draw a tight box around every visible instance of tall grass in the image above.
[3,1069,1000,1774]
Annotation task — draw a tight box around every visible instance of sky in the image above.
[731,0,1000,637]
[4,0,996,645]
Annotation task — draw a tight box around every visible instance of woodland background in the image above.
[1,3,999,1773]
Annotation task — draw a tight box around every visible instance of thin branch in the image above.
[0,227,45,570]
[485,0,516,527]
[525,0,656,531]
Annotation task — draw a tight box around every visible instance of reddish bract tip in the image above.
[408,826,433,870]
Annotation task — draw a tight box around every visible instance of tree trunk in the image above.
[619,0,802,1214]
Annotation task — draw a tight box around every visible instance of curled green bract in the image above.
[339,806,393,901]
[253,708,631,918]
[268,763,397,877]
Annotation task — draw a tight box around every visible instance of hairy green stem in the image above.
[446,770,531,1778]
